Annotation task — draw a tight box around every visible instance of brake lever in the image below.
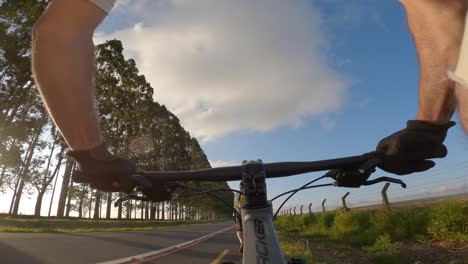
[327,168,373,188]
[362,177,407,188]
[114,194,151,207]
[327,168,407,188]
[125,174,175,204]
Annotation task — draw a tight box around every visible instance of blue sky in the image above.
[99,0,468,211]
[3,0,467,215]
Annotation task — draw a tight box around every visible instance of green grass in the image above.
[277,232,314,263]
[275,201,467,246]
[275,201,468,262]
[0,216,222,233]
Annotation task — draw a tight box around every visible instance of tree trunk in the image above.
[161,201,165,220]
[145,202,149,220]
[88,190,93,219]
[140,201,144,219]
[78,200,83,218]
[47,161,63,217]
[34,143,63,216]
[56,159,73,217]
[12,129,40,215]
[134,201,137,219]
[126,201,130,219]
[0,163,8,190]
[9,132,34,214]
[93,191,101,219]
[117,193,123,219]
[48,147,66,216]
[65,163,75,217]
[154,202,158,220]
[151,202,156,220]
[168,201,174,221]
[106,192,112,219]
[77,184,84,218]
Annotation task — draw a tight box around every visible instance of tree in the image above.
[0,1,233,217]
[31,135,65,216]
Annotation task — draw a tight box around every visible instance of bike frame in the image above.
[129,152,405,263]
[239,160,286,264]
[241,205,284,263]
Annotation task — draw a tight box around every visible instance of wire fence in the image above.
[278,173,468,216]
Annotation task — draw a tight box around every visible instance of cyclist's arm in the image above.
[32,0,107,151]
[450,12,468,133]
[455,85,468,132]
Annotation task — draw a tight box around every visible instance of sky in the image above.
[2,0,468,215]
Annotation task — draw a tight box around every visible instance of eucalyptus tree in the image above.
[30,133,66,216]
[0,0,46,140]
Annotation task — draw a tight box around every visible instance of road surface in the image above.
[0,222,241,264]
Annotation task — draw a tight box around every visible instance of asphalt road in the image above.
[0,222,241,264]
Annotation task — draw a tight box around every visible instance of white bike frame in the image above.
[241,205,286,264]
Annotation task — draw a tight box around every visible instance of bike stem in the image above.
[241,160,287,264]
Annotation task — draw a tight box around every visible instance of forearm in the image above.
[416,74,457,124]
[414,24,460,124]
[32,28,103,151]
[455,84,468,133]
[399,0,466,124]
[31,0,107,151]
[450,8,468,133]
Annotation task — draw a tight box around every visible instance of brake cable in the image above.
[273,174,327,219]
[176,189,243,198]
[270,183,334,202]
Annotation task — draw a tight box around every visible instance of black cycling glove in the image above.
[67,143,136,193]
[376,120,456,175]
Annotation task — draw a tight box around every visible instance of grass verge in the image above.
[275,201,467,263]
[0,216,223,233]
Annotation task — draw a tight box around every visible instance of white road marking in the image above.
[96,226,235,264]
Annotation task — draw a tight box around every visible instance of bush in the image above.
[427,202,468,244]
[332,210,374,245]
[275,201,468,250]
[316,212,335,230]
[363,233,402,256]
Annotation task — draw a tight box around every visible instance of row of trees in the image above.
[65,198,224,221]
[0,0,233,219]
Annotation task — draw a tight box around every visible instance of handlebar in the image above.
[108,151,407,207]
[134,151,379,183]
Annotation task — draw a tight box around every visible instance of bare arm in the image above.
[399,0,468,125]
[450,9,468,133]
[32,0,106,151]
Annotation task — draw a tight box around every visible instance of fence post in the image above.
[342,192,350,211]
[293,207,297,215]
[322,199,327,212]
[381,183,391,211]
[309,203,313,214]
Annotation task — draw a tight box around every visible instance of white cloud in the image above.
[209,160,239,168]
[96,0,349,141]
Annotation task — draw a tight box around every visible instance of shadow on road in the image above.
[0,241,45,264]
[65,232,163,251]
